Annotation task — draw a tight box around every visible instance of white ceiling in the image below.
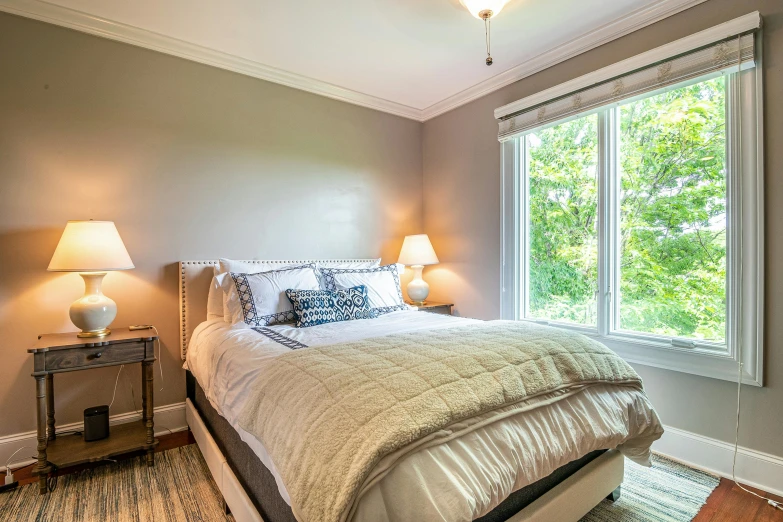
[2,0,705,119]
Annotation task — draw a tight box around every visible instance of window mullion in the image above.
[596,110,614,337]
[725,73,740,361]
[610,107,621,335]
[519,137,529,320]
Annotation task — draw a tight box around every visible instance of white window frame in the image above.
[500,45,764,386]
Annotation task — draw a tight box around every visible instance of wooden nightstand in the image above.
[410,302,454,315]
[27,327,159,494]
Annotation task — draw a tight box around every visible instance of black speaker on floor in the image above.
[84,405,109,442]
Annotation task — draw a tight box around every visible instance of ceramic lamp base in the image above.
[70,272,117,338]
[406,265,430,305]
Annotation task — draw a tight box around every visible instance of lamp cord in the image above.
[109,365,123,409]
[150,326,164,392]
[109,325,164,413]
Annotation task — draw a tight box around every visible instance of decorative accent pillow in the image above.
[285,286,372,328]
[225,265,320,327]
[319,264,408,316]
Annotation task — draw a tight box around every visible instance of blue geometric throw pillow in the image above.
[331,286,374,322]
[285,286,372,328]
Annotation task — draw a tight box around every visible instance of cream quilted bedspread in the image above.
[238,321,643,522]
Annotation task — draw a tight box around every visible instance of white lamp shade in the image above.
[459,0,510,18]
[48,221,134,272]
[398,234,439,266]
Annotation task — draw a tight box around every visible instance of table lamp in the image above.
[48,220,134,337]
[398,234,439,305]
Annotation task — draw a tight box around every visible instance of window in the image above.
[499,23,763,385]
[617,78,727,344]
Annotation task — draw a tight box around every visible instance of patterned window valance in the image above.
[497,29,757,142]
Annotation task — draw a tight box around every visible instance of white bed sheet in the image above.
[186,311,663,522]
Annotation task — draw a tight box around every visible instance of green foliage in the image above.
[528,115,598,325]
[525,77,727,341]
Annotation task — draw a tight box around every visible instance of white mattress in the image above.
[186,311,663,522]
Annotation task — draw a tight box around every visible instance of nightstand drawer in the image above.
[44,341,146,372]
[408,302,454,315]
[422,305,452,315]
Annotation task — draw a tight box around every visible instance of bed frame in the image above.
[179,260,624,522]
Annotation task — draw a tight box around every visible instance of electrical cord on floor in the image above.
[732,360,782,511]
[4,446,34,485]
[729,34,782,513]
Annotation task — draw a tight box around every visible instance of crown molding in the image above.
[0,0,423,120]
[420,0,709,121]
[1,0,708,122]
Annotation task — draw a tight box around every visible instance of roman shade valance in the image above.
[495,12,762,142]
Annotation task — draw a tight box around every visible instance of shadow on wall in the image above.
[421,233,495,319]
[0,228,184,435]
[0,227,75,330]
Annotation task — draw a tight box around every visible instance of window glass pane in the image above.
[618,77,727,342]
[526,114,599,326]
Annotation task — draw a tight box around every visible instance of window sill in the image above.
[598,336,760,387]
[520,319,762,386]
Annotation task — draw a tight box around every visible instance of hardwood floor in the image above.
[694,479,783,522]
[3,430,781,521]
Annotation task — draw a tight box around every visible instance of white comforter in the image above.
[186,311,663,522]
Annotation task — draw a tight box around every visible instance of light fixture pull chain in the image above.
[484,16,493,66]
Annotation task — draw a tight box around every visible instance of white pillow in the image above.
[319,264,408,316]
[211,259,314,319]
[224,265,321,327]
[206,272,229,320]
[211,259,382,318]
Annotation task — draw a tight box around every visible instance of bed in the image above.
[179,259,663,522]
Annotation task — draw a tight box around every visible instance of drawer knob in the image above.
[93,352,102,359]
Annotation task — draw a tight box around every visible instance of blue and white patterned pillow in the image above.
[319,264,408,317]
[228,264,320,327]
[285,286,373,328]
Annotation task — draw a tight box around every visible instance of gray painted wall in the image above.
[423,0,783,456]
[0,12,422,436]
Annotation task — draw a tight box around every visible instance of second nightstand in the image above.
[28,327,159,494]
[410,302,454,315]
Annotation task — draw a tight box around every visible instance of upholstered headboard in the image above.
[178,259,378,360]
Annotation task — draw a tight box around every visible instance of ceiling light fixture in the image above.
[460,0,510,66]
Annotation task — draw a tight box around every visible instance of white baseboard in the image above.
[654,424,783,497]
[0,402,187,471]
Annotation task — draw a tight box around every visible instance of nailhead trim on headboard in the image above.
[178,259,379,360]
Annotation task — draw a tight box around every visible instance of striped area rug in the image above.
[0,445,232,522]
[0,445,718,521]
[583,454,720,521]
